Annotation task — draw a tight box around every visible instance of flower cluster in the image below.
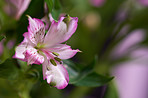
[13,15,79,89]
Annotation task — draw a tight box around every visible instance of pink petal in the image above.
[24,47,44,65]
[44,16,78,47]
[138,0,148,6]
[13,38,28,60]
[16,0,31,19]
[41,15,50,30]
[6,40,15,49]
[4,0,31,20]
[112,63,148,98]
[127,47,148,65]
[47,44,79,59]
[111,29,146,59]
[27,16,45,45]
[43,59,69,89]
[13,38,44,64]
[130,47,148,59]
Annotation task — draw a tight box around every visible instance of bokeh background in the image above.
[0,0,148,98]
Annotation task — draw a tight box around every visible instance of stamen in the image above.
[52,52,59,56]
[47,66,50,71]
[50,59,57,66]
[54,57,61,62]
[54,57,63,64]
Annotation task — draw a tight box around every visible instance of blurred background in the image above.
[0,0,148,98]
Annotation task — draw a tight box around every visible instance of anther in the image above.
[52,52,59,56]
[50,59,57,66]
[54,57,61,62]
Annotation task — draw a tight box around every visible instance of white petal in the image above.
[24,47,44,65]
[27,16,45,45]
[43,59,69,89]
[47,44,79,59]
[13,38,29,60]
[13,38,44,65]
[44,16,78,47]
[111,29,146,59]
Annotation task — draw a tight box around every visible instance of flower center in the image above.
[35,43,45,49]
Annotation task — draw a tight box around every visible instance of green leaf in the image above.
[45,0,62,21]
[45,0,53,12]
[51,9,61,22]
[64,56,113,87]
[63,60,80,83]
[74,72,114,87]
[0,59,19,80]
[51,0,62,21]
[64,56,98,83]
[104,81,119,98]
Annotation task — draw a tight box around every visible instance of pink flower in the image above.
[4,0,31,20]
[13,15,79,89]
[89,0,105,7]
[111,29,148,98]
[137,0,148,6]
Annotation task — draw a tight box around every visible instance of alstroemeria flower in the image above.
[111,29,148,98]
[13,15,79,89]
[4,0,31,20]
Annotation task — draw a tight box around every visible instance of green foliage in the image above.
[64,57,113,87]
[1,0,148,97]
[45,0,53,12]
[51,0,62,21]
[104,81,119,98]
[74,72,114,87]
[45,0,62,21]
[0,59,19,80]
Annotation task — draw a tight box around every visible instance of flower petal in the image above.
[4,0,31,20]
[13,37,44,65]
[27,16,45,45]
[46,44,79,59]
[44,16,78,47]
[13,38,28,60]
[111,29,146,59]
[16,0,31,19]
[24,47,44,65]
[43,59,69,89]
[112,63,148,98]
